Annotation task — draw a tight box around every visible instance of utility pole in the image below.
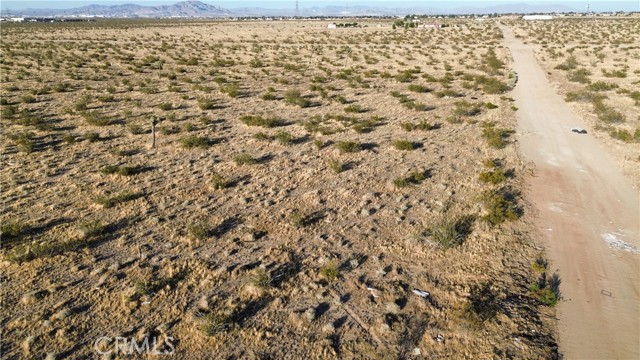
[587,4,590,14]
[295,0,299,18]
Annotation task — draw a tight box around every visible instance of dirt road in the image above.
[501,26,640,359]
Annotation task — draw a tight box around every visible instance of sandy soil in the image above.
[1,19,559,359]
[502,25,640,360]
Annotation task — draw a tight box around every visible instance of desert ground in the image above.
[4,17,625,359]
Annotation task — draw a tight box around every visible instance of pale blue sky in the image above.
[1,0,637,11]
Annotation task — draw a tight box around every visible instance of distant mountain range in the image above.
[0,0,590,18]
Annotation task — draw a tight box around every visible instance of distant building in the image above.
[11,17,24,22]
[327,23,337,29]
[421,22,441,29]
[523,15,553,20]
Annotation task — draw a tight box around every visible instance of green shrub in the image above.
[319,262,339,281]
[234,153,257,165]
[568,68,591,84]
[344,104,364,113]
[201,313,232,336]
[284,90,311,108]
[188,222,210,240]
[480,188,519,226]
[454,101,482,117]
[178,136,211,149]
[211,173,229,190]
[392,139,416,151]
[81,111,113,126]
[335,141,361,153]
[1,222,25,239]
[220,83,240,98]
[407,84,431,93]
[240,115,282,128]
[427,215,474,249]
[479,168,507,184]
[198,98,217,110]
[329,159,344,173]
[587,81,618,92]
[274,130,293,145]
[100,165,137,176]
[94,192,142,208]
[609,128,633,143]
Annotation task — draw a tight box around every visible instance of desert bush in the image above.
[427,215,474,249]
[211,173,229,190]
[479,167,508,184]
[565,90,603,103]
[319,262,339,281]
[188,222,210,240]
[84,132,100,142]
[240,115,282,128]
[159,125,181,135]
[127,124,148,135]
[328,159,344,173]
[178,135,211,149]
[587,81,618,92]
[284,90,311,108]
[8,132,35,153]
[274,130,293,145]
[474,75,509,94]
[197,97,217,110]
[1,221,26,240]
[234,153,257,165]
[100,165,137,176]
[201,312,232,336]
[480,188,519,225]
[568,68,591,84]
[220,83,240,98]
[344,104,364,113]
[593,100,625,124]
[81,111,113,126]
[529,272,560,307]
[407,84,431,93]
[454,101,482,117]
[335,141,361,153]
[555,55,578,70]
[94,192,142,208]
[609,128,633,143]
[392,139,416,151]
[250,268,272,288]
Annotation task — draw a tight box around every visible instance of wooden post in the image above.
[151,116,158,149]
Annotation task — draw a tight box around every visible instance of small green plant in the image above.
[479,168,508,184]
[250,268,271,289]
[407,84,431,93]
[480,188,519,226]
[234,153,257,165]
[201,312,232,336]
[392,139,416,151]
[274,130,293,145]
[609,128,633,143]
[531,258,548,273]
[393,177,409,188]
[211,173,229,190]
[529,272,560,307]
[284,90,311,108]
[220,83,240,98]
[178,136,211,149]
[1,221,26,240]
[319,262,339,281]
[335,141,361,154]
[427,215,474,249]
[187,222,210,240]
[128,124,147,135]
[81,111,113,126]
[84,132,100,142]
[344,104,364,113]
[240,115,281,128]
[328,159,344,173]
[198,97,217,110]
[100,165,137,176]
[78,221,106,239]
[94,192,142,208]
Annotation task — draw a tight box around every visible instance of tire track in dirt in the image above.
[501,25,640,360]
